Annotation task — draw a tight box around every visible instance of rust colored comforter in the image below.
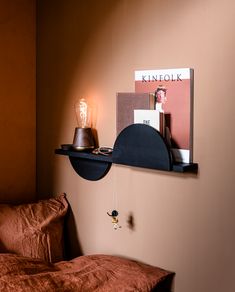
[0,253,174,291]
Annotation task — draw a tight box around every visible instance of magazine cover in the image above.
[135,68,194,163]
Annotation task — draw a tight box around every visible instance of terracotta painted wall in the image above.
[37,0,235,291]
[0,0,36,203]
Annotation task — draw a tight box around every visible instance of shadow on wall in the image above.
[37,0,121,257]
[63,204,83,259]
[36,0,120,197]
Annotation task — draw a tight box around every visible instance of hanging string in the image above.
[107,164,121,230]
[113,164,118,210]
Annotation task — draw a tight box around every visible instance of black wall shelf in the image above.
[55,124,198,181]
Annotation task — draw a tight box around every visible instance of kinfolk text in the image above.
[141,74,182,82]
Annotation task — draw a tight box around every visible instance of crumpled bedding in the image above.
[0,253,174,291]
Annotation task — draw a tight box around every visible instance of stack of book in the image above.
[116,68,194,163]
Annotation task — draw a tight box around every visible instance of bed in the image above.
[0,194,174,291]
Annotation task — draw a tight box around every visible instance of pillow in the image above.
[0,194,68,263]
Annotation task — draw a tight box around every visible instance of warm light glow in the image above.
[74,98,92,128]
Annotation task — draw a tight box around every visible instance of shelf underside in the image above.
[55,149,198,173]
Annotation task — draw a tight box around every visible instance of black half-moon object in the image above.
[112,124,172,171]
[69,156,112,181]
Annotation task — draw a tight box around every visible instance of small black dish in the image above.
[61,144,72,150]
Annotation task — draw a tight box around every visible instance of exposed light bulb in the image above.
[74,98,91,128]
[72,98,95,151]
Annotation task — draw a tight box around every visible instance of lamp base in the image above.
[72,127,95,151]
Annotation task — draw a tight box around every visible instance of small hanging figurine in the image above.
[107,210,121,230]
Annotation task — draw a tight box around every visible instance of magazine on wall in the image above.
[135,68,194,163]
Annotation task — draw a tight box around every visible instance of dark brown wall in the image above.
[0,0,36,202]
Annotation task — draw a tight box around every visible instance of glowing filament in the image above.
[75,98,91,128]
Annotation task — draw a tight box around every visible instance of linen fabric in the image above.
[0,253,174,291]
[0,194,68,262]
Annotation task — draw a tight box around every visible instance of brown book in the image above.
[159,112,165,137]
[116,92,155,136]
